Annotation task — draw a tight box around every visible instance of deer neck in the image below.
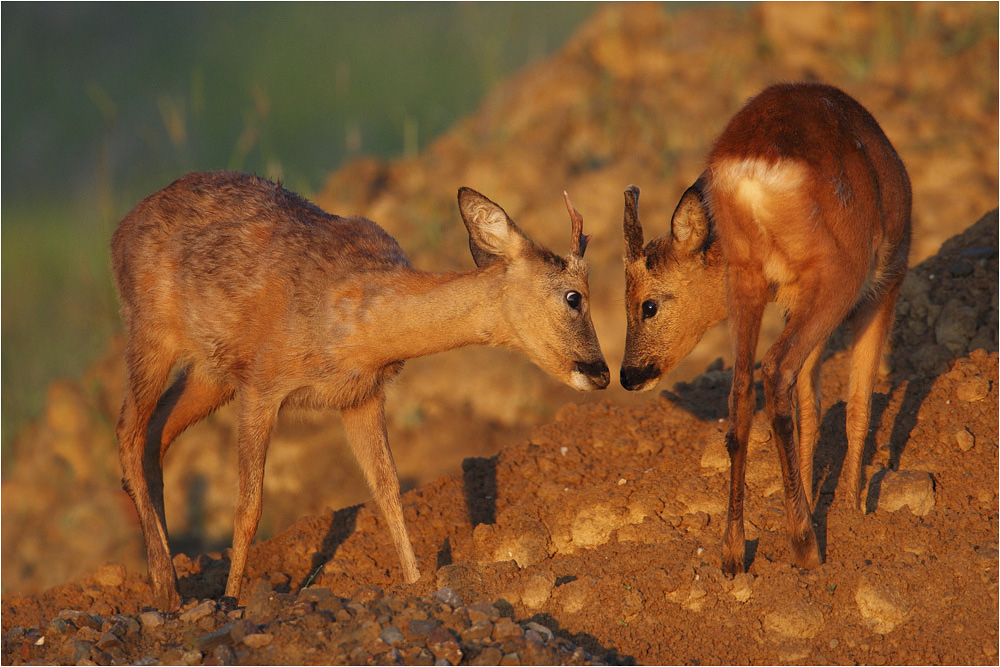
[353,265,514,366]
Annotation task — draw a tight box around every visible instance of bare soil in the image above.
[2,4,998,665]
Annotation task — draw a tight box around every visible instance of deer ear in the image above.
[623,185,644,262]
[458,187,526,268]
[670,180,709,255]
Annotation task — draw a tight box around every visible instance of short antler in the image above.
[623,185,643,261]
[563,191,590,258]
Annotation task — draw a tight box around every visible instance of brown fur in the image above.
[620,83,911,575]
[112,171,609,610]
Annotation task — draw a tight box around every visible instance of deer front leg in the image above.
[341,393,420,584]
[225,393,279,603]
[721,267,767,576]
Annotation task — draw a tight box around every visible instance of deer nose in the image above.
[620,364,660,391]
[574,359,610,389]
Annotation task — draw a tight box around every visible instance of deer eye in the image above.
[565,290,582,310]
[642,300,658,319]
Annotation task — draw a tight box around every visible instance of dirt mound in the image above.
[3,210,997,664]
[2,3,998,665]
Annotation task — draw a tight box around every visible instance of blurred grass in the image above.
[0,2,597,459]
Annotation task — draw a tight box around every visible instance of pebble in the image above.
[380,625,406,645]
[241,632,273,649]
[179,601,216,623]
[875,469,936,516]
[427,626,463,665]
[855,577,911,634]
[763,599,824,640]
[193,623,236,650]
[139,611,165,629]
[15,588,602,666]
[434,587,463,608]
[954,427,976,451]
[935,301,978,352]
[492,619,523,641]
[472,646,504,666]
[957,375,990,402]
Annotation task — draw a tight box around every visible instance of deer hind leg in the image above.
[761,277,862,570]
[155,367,236,457]
[341,393,420,584]
[143,367,235,555]
[117,338,179,610]
[225,391,279,603]
[843,274,905,511]
[795,344,824,510]
[721,265,768,577]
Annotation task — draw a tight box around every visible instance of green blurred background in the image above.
[1,2,604,458]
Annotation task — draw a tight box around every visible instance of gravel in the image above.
[0,586,607,665]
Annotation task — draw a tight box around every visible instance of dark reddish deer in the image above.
[620,83,911,575]
[112,171,609,610]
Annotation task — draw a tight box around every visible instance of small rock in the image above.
[570,503,622,548]
[351,585,384,602]
[133,656,159,666]
[245,581,277,624]
[729,573,753,603]
[700,438,730,470]
[763,599,824,639]
[499,651,521,666]
[71,640,94,664]
[410,648,435,666]
[181,648,203,665]
[875,470,935,516]
[406,618,441,640]
[524,622,554,641]
[211,645,236,666]
[427,626,463,665]
[297,587,333,603]
[957,375,990,402]
[241,633,273,649]
[954,427,976,451]
[380,626,406,645]
[434,587,463,608]
[76,626,103,643]
[109,613,141,636]
[94,631,122,651]
[193,623,237,650]
[466,602,500,623]
[461,619,495,641]
[934,301,976,353]
[179,601,216,623]
[471,646,504,666]
[856,577,911,633]
[138,611,165,630]
[46,617,74,636]
[93,563,127,588]
[492,619,523,641]
[521,572,555,610]
[75,613,104,630]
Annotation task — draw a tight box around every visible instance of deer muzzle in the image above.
[620,364,661,391]
[572,359,611,390]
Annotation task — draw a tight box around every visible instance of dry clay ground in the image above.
[2,3,999,665]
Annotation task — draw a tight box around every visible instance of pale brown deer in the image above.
[620,83,911,575]
[112,171,609,610]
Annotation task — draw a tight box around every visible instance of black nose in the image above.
[620,364,659,391]
[575,359,610,389]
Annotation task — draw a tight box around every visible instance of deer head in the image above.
[619,180,728,391]
[458,187,609,390]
